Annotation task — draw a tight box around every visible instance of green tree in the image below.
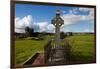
[25,27,34,37]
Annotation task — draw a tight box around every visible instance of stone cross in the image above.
[52,10,64,49]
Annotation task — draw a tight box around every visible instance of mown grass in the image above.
[15,35,52,65]
[64,34,95,63]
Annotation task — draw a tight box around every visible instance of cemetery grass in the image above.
[64,34,95,64]
[15,35,52,65]
[15,34,95,65]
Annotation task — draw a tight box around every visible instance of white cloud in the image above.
[22,15,33,28]
[15,15,34,33]
[69,8,78,14]
[79,8,94,20]
[61,7,94,25]
[79,8,91,12]
[83,29,94,32]
[15,28,25,33]
[60,27,71,32]
[60,7,94,32]
[62,14,82,25]
[38,22,48,32]
[15,8,94,33]
[15,17,25,29]
[15,15,53,33]
[46,24,55,33]
[15,15,55,33]
[36,23,55,33]
[47,24,54,30]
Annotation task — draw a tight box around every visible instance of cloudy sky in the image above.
[15,3,95,33]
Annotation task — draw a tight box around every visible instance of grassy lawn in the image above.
[15,34,95,65]
[15,35,52,65]
[64,34,95,63]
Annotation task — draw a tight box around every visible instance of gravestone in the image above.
[49,10,66,64]
[52,10,64,49]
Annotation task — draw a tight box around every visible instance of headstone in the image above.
[52,10,64,49]
[50,10,66,64]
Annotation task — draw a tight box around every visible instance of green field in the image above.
[15,34,95,65]
[15,35,52,65]
[64,34,95,63]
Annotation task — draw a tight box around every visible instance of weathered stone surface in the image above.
[48,47,67,64]
[48,10,66,64]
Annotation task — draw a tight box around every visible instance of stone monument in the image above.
[52,10,64,49]
[50,10,66,64]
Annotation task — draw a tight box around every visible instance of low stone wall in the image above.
[44,40,52,64]
[23,53,39,65]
